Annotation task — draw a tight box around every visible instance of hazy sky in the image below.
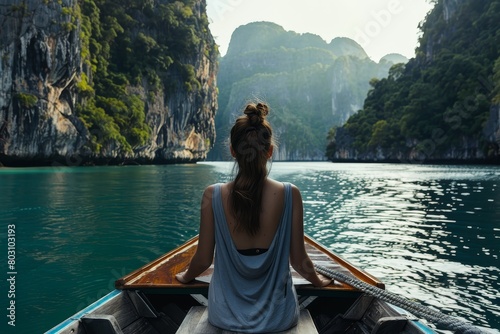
[206,0,434,62]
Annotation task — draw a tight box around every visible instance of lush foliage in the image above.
[71,0,215,153]
[327,0,500,160]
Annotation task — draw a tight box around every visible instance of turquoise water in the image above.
[0,162,499,333]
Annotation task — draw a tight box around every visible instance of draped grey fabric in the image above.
[208,182,299,333]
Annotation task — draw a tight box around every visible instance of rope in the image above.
[314,264,486,334]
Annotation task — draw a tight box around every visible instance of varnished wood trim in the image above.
[304,235,385,289]
[115,234,385,291]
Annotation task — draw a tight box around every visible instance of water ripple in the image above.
[1,162,498,332]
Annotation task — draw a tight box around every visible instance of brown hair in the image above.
[230,102,273,235]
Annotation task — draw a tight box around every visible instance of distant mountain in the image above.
[379,53,409,64]
[209,22,406,160]
[327,0,500,163]
[329,37,369,59]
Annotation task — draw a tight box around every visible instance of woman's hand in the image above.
[175,272,191,284]
[315,273,332,287]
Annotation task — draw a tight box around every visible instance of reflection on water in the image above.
[267,162,499,332]
[0,162,498,333]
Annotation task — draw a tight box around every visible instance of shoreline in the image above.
[1,156,499,168]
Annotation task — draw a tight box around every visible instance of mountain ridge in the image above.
[209,21,406,161]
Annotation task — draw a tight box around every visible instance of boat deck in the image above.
[115,235,384,294]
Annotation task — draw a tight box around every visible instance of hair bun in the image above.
[244,103,269,124]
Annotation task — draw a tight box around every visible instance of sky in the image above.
[206,0,435,62]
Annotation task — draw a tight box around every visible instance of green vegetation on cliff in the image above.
[327,0,500,162]
[73,0,216,154]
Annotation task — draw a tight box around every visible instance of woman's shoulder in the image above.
[203,182,233,196]
[267,178,300,193]
[205,181,229,188]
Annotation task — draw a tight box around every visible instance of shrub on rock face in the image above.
[15,93,38,109]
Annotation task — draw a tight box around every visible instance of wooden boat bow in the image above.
[49,235,445,334]
[115,235,384,293]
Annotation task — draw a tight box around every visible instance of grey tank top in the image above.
[207,182,299,333]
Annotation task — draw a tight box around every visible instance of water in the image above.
[0,162,498,333]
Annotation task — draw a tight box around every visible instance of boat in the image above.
[45,235,440,334]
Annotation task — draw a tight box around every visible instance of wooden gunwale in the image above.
[115,235,201,289]
[304,236,385,289]
[115,234,384,292]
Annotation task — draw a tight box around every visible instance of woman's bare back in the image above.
[220,178,285,250]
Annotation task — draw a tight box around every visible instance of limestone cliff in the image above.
[0,0,84,165]
[0,0,218,166]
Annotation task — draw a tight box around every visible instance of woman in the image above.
[175,102,331,333]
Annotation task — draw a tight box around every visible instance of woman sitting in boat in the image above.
[175,102,331,333]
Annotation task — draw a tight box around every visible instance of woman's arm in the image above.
[289,185,331,287]
[175,186,216,283]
